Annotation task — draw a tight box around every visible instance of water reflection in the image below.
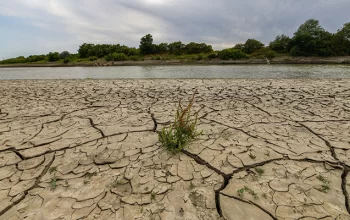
[0,65,349,80]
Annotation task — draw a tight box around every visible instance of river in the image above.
[0,65,349,79]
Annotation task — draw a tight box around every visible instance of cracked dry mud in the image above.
[0,79,350,220]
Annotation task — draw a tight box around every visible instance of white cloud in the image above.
[0,0,349,58]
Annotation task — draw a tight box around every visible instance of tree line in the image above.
[1,19,349,64]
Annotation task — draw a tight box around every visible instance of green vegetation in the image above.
[237,186,259,199]
[254,167,264,176]
[49,166,57,174]
[1,19,350,65]
[158,91,202,153]
[50,177,57,190]
[315,175,331,193]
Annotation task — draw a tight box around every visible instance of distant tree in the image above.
[59,51,70,59]
[184,42,213,54]
[47,52,60,62]
[233,43,245,50]
[243,39,264,54]
[139,34,155,55]
[168,41,185,55]
[78,43,94,58]
[218,49,247,60]
[290,19,332,56]
[156,43,169,54]
[269,35,291,53]
[331,22,350,55]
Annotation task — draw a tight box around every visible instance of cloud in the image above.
[0,0,349,58]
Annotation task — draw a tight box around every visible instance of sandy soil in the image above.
[0,79,350,219]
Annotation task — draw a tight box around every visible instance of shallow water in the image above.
[0,65,349,79]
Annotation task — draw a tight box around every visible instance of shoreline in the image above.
[1,56,350,68]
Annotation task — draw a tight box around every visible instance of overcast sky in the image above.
[0,0,349,59]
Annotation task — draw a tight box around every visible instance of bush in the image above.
[105,53,128,61]
[252,48,277,59]
[89,56,98,61]
[129,56,139,61]
[59,51,70,59]
[47,52,60,62]
[208,53,218,59]
[219,49,247,60]
[196,54,204,60]
[63,58,69,64]
[158,91,202,153]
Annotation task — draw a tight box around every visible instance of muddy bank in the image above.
[1,56,350,68]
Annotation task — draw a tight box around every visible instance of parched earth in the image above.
[0,79,350,220]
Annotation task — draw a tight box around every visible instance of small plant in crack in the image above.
[237,188,245,197]
[158,90,202,153]
[50,177,57,190]
[254,167,265,176]
[237,186,259,199]
[262,193,268,199]
[248,152,256,159]
[49,166,57,174]
[317,175,330,184]
[316,184,330,193]
[315,175,331,193]
[151,192,156,201]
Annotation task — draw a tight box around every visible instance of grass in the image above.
[158,91,202,153]
[315,175,331,193]
[49,166,57,174]
[151,192,156,201]
[237,186,259,199]
[50,177,57,190]
[254,167,264,176]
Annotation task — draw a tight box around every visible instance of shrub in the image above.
[63,58,69,64]
[47,52,60,62]
[219,49,247,60]
[105,53,128,61]
[129,56,139,61]
[196,54,204,60]
[59,51,70,59]
[252,48,277,59]
[208,53,218,59]
[158,91,202,153]
[89,56,98,61]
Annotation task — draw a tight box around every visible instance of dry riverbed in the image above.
[0,79,350,220]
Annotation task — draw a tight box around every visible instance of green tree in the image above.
[139,34,155,55]
[59,51,70,59]
[243,39,264,54]
[269,35,291,53]
[168,41,185,55]
[290,19,332,56]
[156,43,169,54]
[218,49,247,60]
[331,23,350,55]
[47,52,60,62]
[233,43,245,50]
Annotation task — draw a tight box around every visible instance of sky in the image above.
[0,0,349,59]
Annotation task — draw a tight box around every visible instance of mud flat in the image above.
[0,79,350,219]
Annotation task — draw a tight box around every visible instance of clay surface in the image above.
[0,79,349,219]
